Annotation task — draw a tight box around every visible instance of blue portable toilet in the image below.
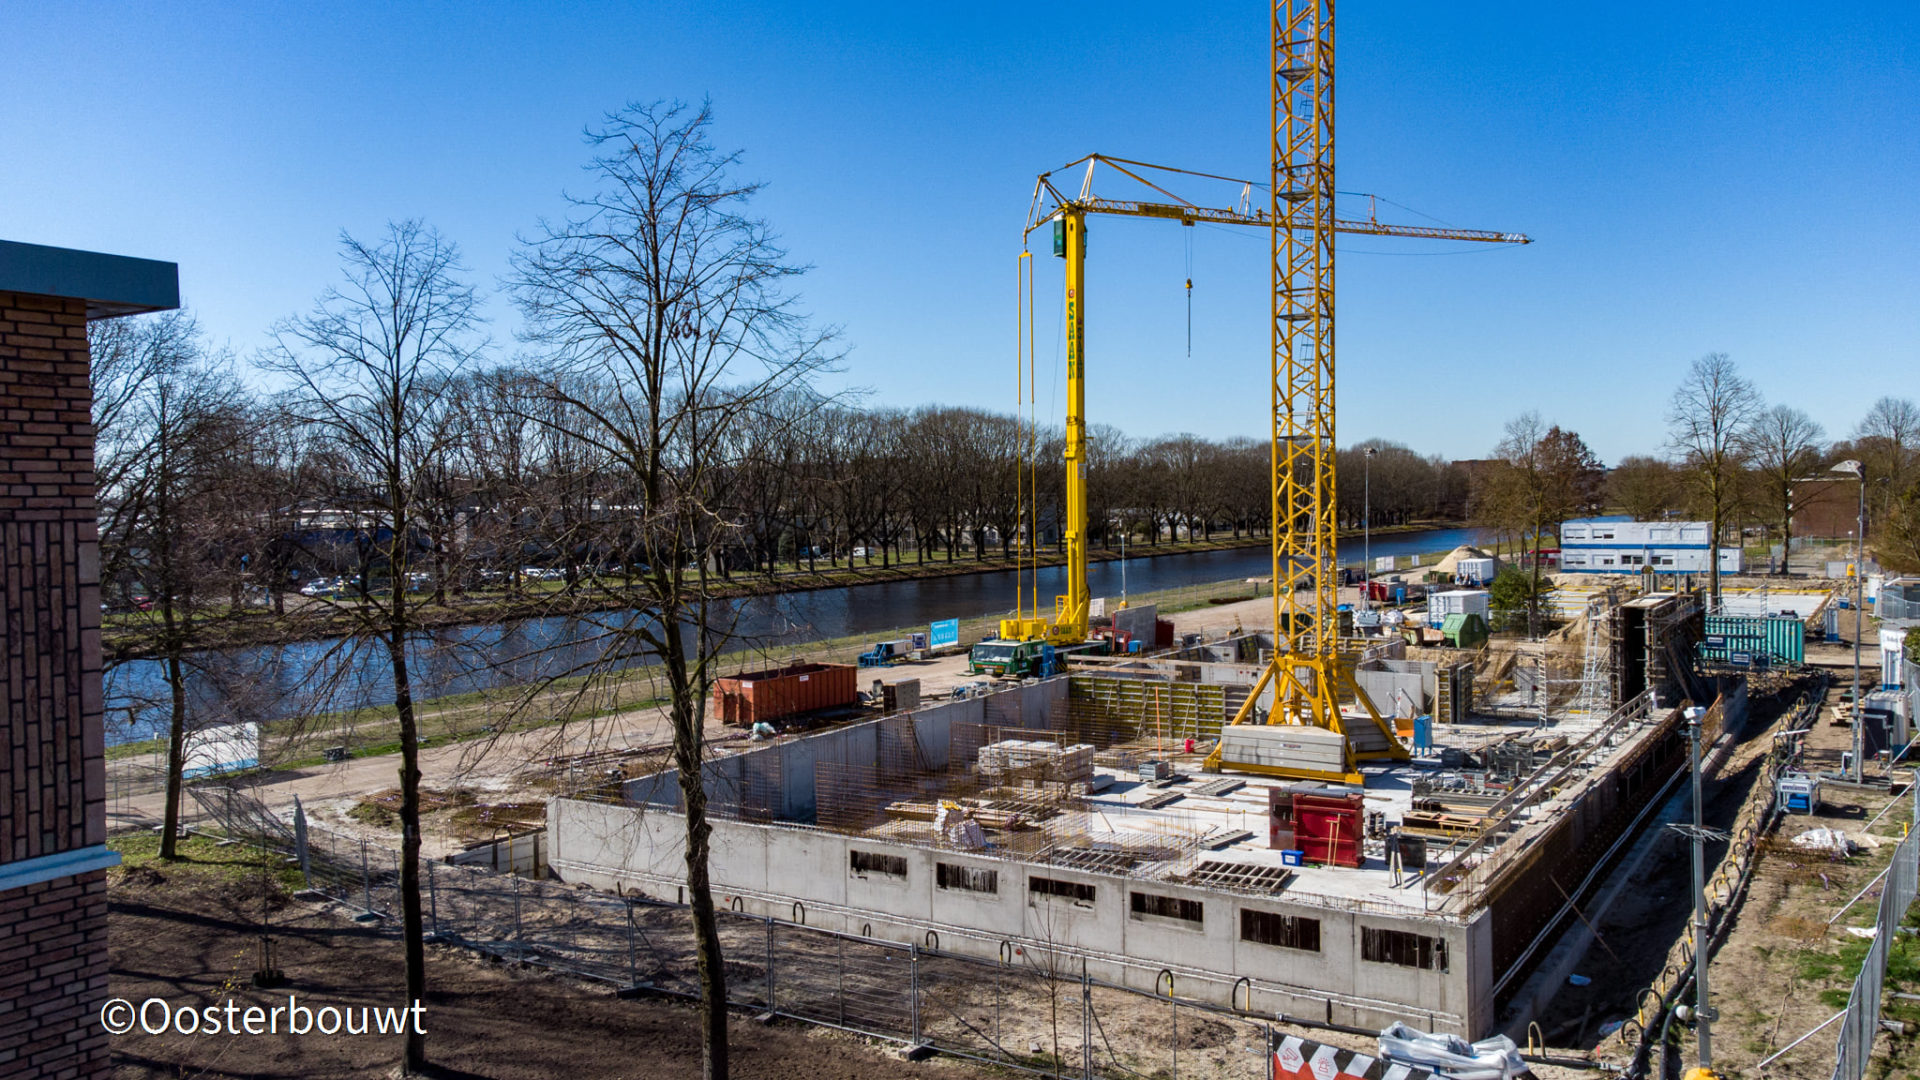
[1412,714,1434,754]
[1394,586,1407,604]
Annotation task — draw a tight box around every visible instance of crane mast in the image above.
[1206,0,1410,783]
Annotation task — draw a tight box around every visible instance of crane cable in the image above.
[1183,227,1194,358]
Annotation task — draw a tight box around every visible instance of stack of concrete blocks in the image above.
[976,739,1095,790]
[1217,725,1348,775]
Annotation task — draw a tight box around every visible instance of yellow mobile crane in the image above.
[976,153,1527,699]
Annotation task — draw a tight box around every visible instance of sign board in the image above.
[182,722,260,779]
[929,618,961,649]
[1089,597,1107,618]
[1375,556,1397,572]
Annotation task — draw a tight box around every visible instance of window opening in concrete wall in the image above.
[1029,875,1096,904]
[1130,891,1203,925]
[1240,909,1321,951]
[936,862,999,894]
[850,849,908,878]
[1361,927,1447,971]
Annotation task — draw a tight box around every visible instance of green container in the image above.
[1701,614,1804,667]
[1442,612,1489,649]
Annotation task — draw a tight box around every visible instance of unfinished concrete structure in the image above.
[548,625,1709,1039]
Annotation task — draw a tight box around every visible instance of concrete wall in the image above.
[549,795,1491,1035]
[626,679,1068,822]
[1354,659,1433,715]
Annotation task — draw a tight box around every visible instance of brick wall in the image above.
[0,289,107,1079]
[0,871,109,1078]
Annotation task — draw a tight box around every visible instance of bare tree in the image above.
[1853,395,1920,517]
[1746,404,1826,574]
[1608,455,1684,522]
[1666,353,1761,607]
[1484,413,1601,636]
[92,311,201,603]
[509,101,838,1080]
[261,220,484,1074]
[95,314,249,858]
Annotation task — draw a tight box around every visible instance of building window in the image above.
[1240,909,1321,952]
[936,862,998,894]
[850,849,908,879]
[1361,927,1447,971]
[1130,891,1203,925]
[1030,876,1096,904]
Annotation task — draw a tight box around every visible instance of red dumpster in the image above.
[710,662,858,726]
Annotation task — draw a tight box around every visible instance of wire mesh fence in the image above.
[225,797,1289,1080]
[1832,814,1919,1080]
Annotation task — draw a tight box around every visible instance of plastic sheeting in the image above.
[1377,1023,1527,1080]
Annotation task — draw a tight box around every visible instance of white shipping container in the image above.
[1457,557,1498,584]
[1430,590,1492,619]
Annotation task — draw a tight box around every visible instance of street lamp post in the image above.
[1363,447,1376,606]
[1687,711,1715,1071]
[1832,460,1866,783]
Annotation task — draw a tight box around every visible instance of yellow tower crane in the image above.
[1201,0,1530,784]
[997,154,1528,720]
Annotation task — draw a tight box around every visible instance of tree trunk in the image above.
[1708,504,1723,608]
[670,663,729,1080]
[388,616,428,1073]
[159,647,188,861]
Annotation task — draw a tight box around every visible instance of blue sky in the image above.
[3,2,1914,462]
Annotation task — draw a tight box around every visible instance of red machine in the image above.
[1267,784,1363,868]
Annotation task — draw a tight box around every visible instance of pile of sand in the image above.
[1428,545,1505,577]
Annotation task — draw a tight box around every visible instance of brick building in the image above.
[1,240,178,1080]
[1791,475,1867,542]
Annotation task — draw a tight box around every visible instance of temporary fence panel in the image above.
[1832,821,1919,1080]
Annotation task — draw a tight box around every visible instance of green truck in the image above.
[967,639,1058,679]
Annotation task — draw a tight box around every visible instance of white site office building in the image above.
[1559,519,1743,575]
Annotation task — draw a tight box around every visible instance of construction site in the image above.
[547,579,1736,1040]
[531,1,1916,1069]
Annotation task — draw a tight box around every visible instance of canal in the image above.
[106,526,1487,745]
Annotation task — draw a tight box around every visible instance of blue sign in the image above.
[930,618,961,649]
